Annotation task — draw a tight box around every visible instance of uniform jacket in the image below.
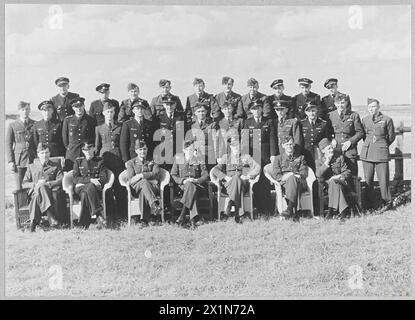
[328,110,363,159]
[126,157,160,181]
[120,118,154,162]
[22,159,63,195]
[212,154,261,180]
[360,112,395,162]
[271,152,308,182]
[62,113,96,162]
[118,98,152,123]
[32,119,65,157]
[95,122,122,158]
[292,92,322,120]
[315,151,351,183]
[270,117,304,156]
[73,156,108,187]
[50,92,80,122]
[263,94,293,120]
[321,92,352,114]
[171,154,209,185]
[150,94,184,118]
[301,117,334,155]
[242,117,273,164]
[89,98,120,126]
[6,118,36,167]
[236,92,267,119]
[212,91,241,120]
[185,92,215,123]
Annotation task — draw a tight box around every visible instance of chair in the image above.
[209,168,260,220]
[62,169,114,228]
[263,164,316,217]
[13,156,66,230]
[119,168,170,226]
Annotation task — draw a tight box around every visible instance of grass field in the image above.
[5,203,411,297]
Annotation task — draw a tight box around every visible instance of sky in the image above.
[5,4,411,115]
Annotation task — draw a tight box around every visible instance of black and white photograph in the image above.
[3,1,412,300]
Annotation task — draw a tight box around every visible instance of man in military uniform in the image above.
[89,83,120,126]
[315,138,351,219]
[171,139,209,228]
[360,98,396,210]
[321,78,352,114]
[242,100,273,215]
[264,79,293,120]
[271,136,308,221]
[50,77,80,122]
[120,100,154,163]
[95,102,126,221]
[292,78,322,120]
[212,136,261,223]
[270,100,303,157]
[236,78,267,120]
[126,140,163,224]
[328,93,363,176]
[6,101,36,189]
[73,142,108,228]
[118,83,152,123]
[150,79,184,118]
[216,101,243,159]
[300,102,333,171]
[185,78,215,126]
[212,76,241,121]
[33,100,65,157]
[23,143,64,232]
[62,97,96,171]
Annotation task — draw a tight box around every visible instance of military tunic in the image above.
[189,118,217,168]
[50,92,80,122]
[171,155,209,218]
[321,92,352,114]
[117,98,152,123]
[150,94,184,118]
[215,116,243,158]
[263,94,293,120]
[360,112,395,205]
[73,156,108,226]
[315,151,351,214]
[32,119,65,157]
[6,118,36,189]
[328,110,364,175]
[126,157,160,220]
[236,92,267,119]
[270,117,304,156]
[62,113,96,170]
[22,159,63,223]
[89,98,120,126]
[212,91,241,120]
[120,118,154,162]
[185,92,215,124]
[292,92,322,120]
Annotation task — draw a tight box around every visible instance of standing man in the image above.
[242,100,273,215]
[150,79,184,118]
[95,102,126,221]
[73,142,108,228]
[89,83,120,126]
[264,79,293,120]
[236,78,267,120]
[216,101,243,159]
[62,97,96,171]
[7,101,36,189]
[23,143,64,232]
[360,98,395,210]
[185,78,215,126]
[328,93,363,176]
[292,78,322,121]
[33,100,65,157]
[50,77,80,122]
[120,100,154,163]
[321,78,352,114]
[300,102,333,171]
[118,83,152,123]
[270,100,303,157]
[212,76,241,121]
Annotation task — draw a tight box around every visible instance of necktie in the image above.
[340,112,344,120]
[200,121,204,127]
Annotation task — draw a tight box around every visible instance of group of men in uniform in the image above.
[7,76,396,230]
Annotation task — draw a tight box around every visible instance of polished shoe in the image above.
[225,201,233,217]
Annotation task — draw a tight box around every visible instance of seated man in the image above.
[126,140,163,224]
[271,135,308,221]
[315,138,351,219]
[23,143,63,232]
[212,136,260,223]
[171,139,209,228]
[73,142,108,228]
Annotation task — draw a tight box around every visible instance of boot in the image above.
[151,200,163,217]
[234,205,241,223]
[225,200,233,217]
[176,206,188,226]
[30,220,37,232]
